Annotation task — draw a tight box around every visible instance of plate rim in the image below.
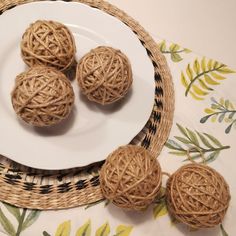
[0,0,157,169]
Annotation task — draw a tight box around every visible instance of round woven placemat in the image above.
[0,0,174,209]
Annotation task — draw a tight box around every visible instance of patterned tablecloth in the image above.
[0,36,235,236]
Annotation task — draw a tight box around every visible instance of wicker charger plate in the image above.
[0,0,174,210]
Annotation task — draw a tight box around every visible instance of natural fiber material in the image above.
[0,155,103,210]
[166,164,230,229]
[0,0,174,210]
[77,46,133,105]
[11,66,75,127]
[21,20,76,71]
[100,145,162,210]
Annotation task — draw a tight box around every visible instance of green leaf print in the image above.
[55,221,71,236]
[3,203,21,222]
[96,222,110,236]
[0,207,16,236]
[220,224,229,236]
[158,40,191,62]
[22,210,40,231]
[181,57,235,100]
[76,220,91,236]
[171,53,182,62]
[44,221,133,236]
[153,187,168,219]
[15,209,27,236]
[0,204,40,236]
[201,97,236,133]
[153,202,167,219]
[165,123,230,163]
[42,232,51,236]
[114,225,133,236]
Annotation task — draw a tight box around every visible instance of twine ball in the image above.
[100,145,162,211]
[21,20,76,71]
[166,164,230,229]
[11,66,75,127]
[76,46,133,105]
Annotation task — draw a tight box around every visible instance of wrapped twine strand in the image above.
[166,148,231,229]
[21,20,76,71]
[11,66,75,127]
[77,46,133,105]
[100,145,162,211]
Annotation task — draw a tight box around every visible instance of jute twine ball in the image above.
[11,66,75,127]
[21,20,76,71]
[76,46,133,105]
[100,145,162,210]
[166,163,231,229]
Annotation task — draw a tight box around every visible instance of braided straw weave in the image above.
[0,0,174,209]
[100,145,162,211]
[77,46,133,105]
[166,164,231,229]
[21,20,76,71]
[11,66,75,127]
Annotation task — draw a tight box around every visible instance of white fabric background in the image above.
[108,0,236,68]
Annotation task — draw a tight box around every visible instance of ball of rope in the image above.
[21,20,76,71]
[166,163,230,229]
[100,145,162,210]
[11,66,75,127]
[76,46,133,105]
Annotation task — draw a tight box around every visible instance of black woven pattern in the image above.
[4,174,21,185]
[130,36,163,148]
[58,182,73,193]
[75,179,88,190]
[23,182,36,191]
[90,176,100,187]
[0,4,16,15]
[155,99,163,109]
[155,73,162,82]
[40,185,53,194]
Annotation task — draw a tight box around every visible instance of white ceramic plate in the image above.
[0,1,155,170]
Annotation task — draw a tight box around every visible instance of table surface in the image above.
[0,1,235,236]
[108,0,236,69]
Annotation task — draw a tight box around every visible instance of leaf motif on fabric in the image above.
[95,222,110,236]
[76,220,91,236]
[115,225,133,236]
[0,207,16,236]
[181,58,235,100]
[55,221,71,236]
[165,124,230,163]
[158,40,191,62]
[201,97,236,133]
